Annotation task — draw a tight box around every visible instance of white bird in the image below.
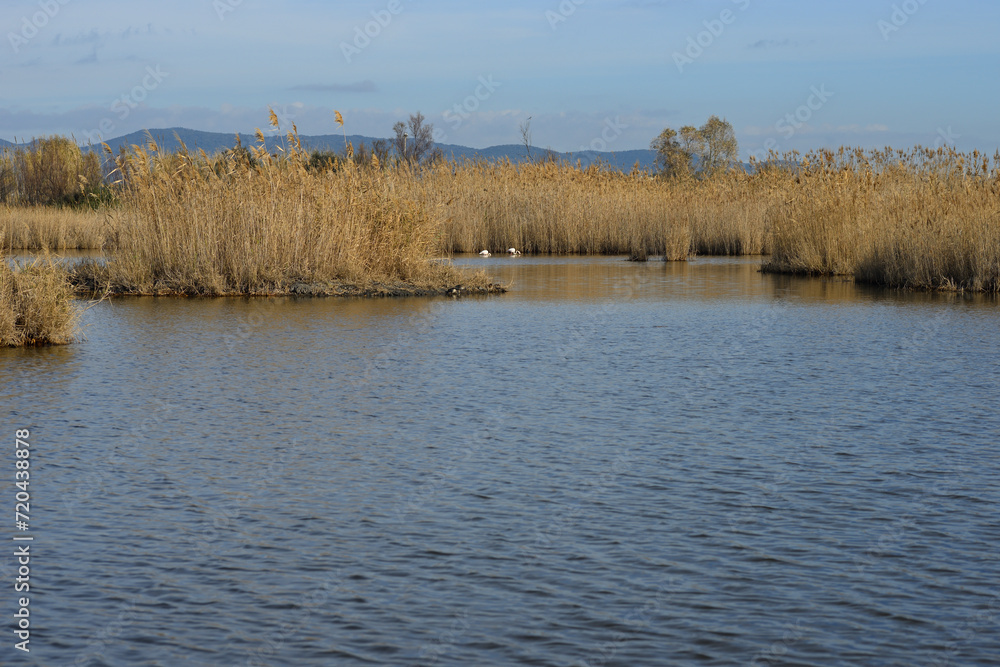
[507,248,522,256]
[479,250,491,257]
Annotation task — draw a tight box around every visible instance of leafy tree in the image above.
[650,127,692,176]
[698,115,738,174]
[651,116,738,177]
[679,125,704,165]
[307,149,338,172]
[6,137,103,205]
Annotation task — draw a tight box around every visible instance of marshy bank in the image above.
[2,134,501,303]
[66,138,500,298]
[1,136,501,346]
[4,136,1000,301]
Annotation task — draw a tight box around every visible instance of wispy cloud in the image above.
[832,123,889,133]
[52,29,103,46]
[748,38,798,50]
[75,46,100,65]
[52,25,156,48]
[288,81,377,94]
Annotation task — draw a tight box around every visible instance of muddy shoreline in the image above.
[70,276,507,298]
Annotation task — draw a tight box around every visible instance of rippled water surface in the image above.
[3,256,999,666]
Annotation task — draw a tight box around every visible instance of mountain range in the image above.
[3,128,657,170]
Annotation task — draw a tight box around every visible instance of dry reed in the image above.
[71,138,496,295]
[404,160,693,259]
[684,169,776,256]
[395,159,781,259]
[0,159,774,260]
[0,257,80,346]
[763,147,1000,292]
[4,128,997,294]
[0,205,107,250]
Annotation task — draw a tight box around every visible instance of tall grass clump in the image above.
[400,159,782,259]
[683,167,779,256]
[764,147,1000,291]
[72,130,490,295]
[0,257,80,346]
[406,160,693,260]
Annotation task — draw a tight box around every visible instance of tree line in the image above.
[1,113,741,199]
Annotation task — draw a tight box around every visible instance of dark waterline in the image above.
[3,256,999,665]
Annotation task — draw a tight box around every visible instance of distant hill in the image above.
[65,127,658,171]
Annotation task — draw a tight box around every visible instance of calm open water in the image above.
[3,256,999,666]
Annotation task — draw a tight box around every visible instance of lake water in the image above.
[3,256,999,666]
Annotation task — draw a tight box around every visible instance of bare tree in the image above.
[372,139,391,166]
[392,121,408,160]
[0,149,14,203]
[392,112,435,163]
[519,117,533,162]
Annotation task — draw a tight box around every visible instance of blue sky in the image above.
[2,0,999,157]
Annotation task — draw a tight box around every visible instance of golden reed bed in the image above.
[406,159,769,259]
[68,137,498,296]
[408,146,1000,294]
[0,205,106,250]
[762,147,1000,292]
[3,140,998,347]
[9,142,995,293]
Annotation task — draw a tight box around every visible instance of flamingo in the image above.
[479,250,491,257]
[507,248,522,256]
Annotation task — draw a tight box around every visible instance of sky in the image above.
[2,0,999,158]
